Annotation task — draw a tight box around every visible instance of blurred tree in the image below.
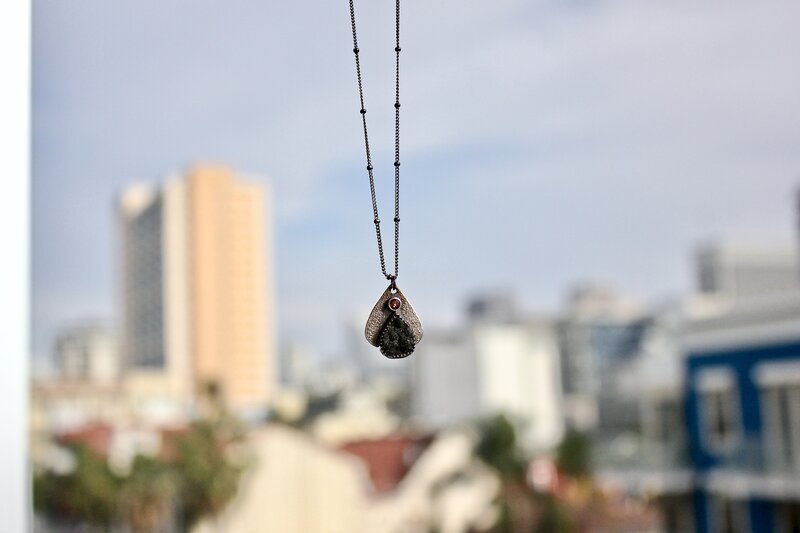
[475,414,577,532]
[556,429,592,479]
[33,444,121,529]
[34,382,248,532]
[173,419,245,528]
[120,455,176,533]
[534,493,574,533]
[475,414,526,479]
[475,414,529,531]
[172,380,248,529]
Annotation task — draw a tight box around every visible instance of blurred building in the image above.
[411,329,476,429]
[32,324,125,472]
[119,165,275,414]
[310,385,401,446]
[557,283,644,431]
[412,294,564,453]
[682,293,800,533]
[592,236,800,533]
[465,291,517,323]
[280,342,316,389]
[192,425,499,533]
[695,243,800,301]
[591,303,686,467]
[593,302,695,533]
[599,292,800,533]
[55,323,119,386]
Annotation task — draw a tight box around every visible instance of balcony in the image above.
[595,436,693,495]
[704,437,800,499]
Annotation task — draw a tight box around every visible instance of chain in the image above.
[348,0,401,281]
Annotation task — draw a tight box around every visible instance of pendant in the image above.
[365,282,423,359]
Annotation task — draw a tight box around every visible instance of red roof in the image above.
[57,422,112,457]
[340,434,433,494]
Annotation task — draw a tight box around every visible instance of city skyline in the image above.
[25,2,800,530]
[32,0,800,364]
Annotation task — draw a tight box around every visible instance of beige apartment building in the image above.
[119,165,274,414]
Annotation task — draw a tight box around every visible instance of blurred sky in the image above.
[32,0,800,365]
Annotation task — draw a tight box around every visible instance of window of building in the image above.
[661,495,694,533]
[710,496,748,533]
[696,368,739,453]
[649,396,687,464]
[776,502,800,533]
[707,390,734,442]
[761,384,800,473]
[756,361,800,474]
[654,398,683,440]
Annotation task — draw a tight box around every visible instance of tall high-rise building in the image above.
[119,165,274,413]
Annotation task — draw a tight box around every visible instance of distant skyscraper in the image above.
[55,323,119,386]
[119,165,274,413]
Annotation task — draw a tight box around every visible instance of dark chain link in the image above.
[348,0,401,281]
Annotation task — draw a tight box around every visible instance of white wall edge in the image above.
[0,0,31,529]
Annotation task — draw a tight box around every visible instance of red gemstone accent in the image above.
[388,296,402,310]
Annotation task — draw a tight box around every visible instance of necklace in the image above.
[348,0,423,359]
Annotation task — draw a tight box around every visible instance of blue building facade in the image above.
[682,301,800,533]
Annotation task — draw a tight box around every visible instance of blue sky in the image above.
[32,0,800,366]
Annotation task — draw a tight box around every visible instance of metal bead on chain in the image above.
[349,0,402,282]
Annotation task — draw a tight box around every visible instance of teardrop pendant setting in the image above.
[364,283,423,359]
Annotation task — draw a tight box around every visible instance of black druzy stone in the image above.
[378,314,416,359]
